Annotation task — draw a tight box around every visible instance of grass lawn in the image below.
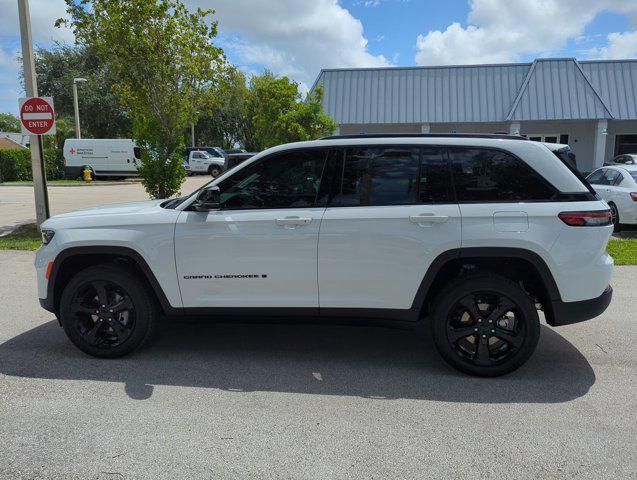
[2,223,637,266]
[0,224,42,251]
[606,238,637,265]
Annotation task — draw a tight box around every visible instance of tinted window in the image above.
[450,148,555,202]
[219,149,327,209]
[630,172,637,182]
[419,147,450,203]
[338,147,419,206]
[586,169,605,185]
[603,169,621,185]
[133,147,141,160]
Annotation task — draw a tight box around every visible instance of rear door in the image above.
[317,145,461,313]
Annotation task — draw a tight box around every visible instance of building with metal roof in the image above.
[311,58,637,172]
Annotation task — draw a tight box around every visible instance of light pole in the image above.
[72,77,87,139]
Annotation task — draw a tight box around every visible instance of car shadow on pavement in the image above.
[0,319,595,403]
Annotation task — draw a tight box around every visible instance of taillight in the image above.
[558,210,612,227]
[630,192,637,201]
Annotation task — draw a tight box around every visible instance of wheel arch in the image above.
[412,247,561,322]
[47,246,175,315]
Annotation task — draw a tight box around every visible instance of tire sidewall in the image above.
[431,275,541,377]
[59,265,155,358]
[209,166,221,177]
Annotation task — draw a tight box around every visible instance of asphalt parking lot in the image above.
[0,176,210,232]
[0,250,635,479]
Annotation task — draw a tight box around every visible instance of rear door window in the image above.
[337,147,419,206]
[449,148,555,202]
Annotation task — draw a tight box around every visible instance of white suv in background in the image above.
[35,134,614,377]
[587,165,637,230]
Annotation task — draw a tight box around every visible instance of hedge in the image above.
[0,148,64,182]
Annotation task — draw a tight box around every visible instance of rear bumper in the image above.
[548,285,612,326]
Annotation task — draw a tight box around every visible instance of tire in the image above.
[208,165,222,177]
[430,274,540,377]
[59,264,157,358]
[609,202,621,232]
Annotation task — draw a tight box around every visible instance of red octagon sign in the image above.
[19,97,56,135]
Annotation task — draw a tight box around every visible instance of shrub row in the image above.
[0,148,64,182]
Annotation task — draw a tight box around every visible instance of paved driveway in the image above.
[0,176,211,231]
[0,250,635,479]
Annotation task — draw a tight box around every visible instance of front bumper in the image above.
[547,285,613,326]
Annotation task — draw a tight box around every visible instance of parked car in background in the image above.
[586,165,637,230]
[224,148,247,154]
[604,154,637,166]
[183,146,226,159]
[63,139,140,179]
[183,150,224,177]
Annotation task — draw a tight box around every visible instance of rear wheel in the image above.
[59,265,157,358]
[430,274,540,377]
[609,202,621,232]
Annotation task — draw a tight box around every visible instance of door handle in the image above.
[275,216,312,227]
[409,214,449,224]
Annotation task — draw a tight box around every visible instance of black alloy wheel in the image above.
[446,292,524,367]
[59,265,156,358]
[69,280,136,349]
[209,165,222,177]
[431,274,540,376]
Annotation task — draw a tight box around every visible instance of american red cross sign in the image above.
[19,97,56,135]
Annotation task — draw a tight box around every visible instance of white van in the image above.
[63,139,140,179]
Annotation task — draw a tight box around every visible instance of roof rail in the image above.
[320,133,527,141]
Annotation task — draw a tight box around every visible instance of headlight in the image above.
[41,229,55,245]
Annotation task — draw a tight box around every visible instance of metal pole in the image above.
[191,122,195,146]
[73,81,81,139]
[17,0,49,227]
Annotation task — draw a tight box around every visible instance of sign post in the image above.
[17,0,51,228]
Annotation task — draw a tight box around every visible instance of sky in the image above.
[1,0,637,116]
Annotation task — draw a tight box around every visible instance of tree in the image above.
[194,65,251,149]
[0,113,20,132]
[34,44,130,139]
[246,72,336,150]
[60,0,224,198]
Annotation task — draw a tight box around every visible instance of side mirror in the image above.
[193,186,220,212]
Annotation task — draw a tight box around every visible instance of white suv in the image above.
[35,134,614,376]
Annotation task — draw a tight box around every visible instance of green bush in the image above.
[0,148,64,182]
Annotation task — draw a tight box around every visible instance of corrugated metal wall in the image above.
[314,59,637,124]
[581,61,637,120]
[508,59,612,121]
[318,64,529,124]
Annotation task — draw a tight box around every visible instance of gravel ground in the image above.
[0,250,635,479]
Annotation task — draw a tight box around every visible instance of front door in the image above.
[175,148,330,309]
[318,146,461,312]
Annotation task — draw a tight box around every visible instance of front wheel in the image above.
[430,274,540,377]
[59,265,157,358]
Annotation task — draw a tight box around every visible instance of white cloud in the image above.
[590,31,637,59]
[0,46,22,114]
[0,0,73,45]
[415,0,637,65]
[188,0,390,86]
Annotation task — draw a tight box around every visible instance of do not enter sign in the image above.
[19,97,56,135]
